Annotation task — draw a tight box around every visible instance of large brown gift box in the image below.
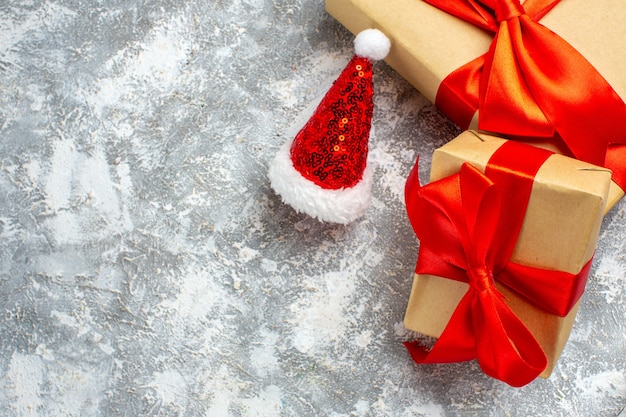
[403,131,612,377]
[325,0,626,210]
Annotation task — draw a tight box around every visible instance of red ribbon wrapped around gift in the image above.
[427,0,626,191]
[404,140,593,387]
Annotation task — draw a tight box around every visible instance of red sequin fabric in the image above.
[290,56,374,189]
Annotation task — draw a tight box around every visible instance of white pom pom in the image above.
[354,29,391,61]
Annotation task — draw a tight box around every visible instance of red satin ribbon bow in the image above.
[404,140,592,387]
[429,0,626,190]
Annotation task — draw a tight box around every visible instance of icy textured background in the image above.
[0,1,624,416]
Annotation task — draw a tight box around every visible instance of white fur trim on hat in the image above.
[268,140,373,224]
[354,29,391,61]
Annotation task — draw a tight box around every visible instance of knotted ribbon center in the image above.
[468,266,495,292]
[495,0,525,22]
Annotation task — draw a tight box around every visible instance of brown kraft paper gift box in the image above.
[325,0,626,210]
[403,131,612,377]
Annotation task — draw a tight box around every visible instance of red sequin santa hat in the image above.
[269,29,391,224]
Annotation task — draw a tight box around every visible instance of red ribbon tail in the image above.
[404,286,547,387]
[404,293,478,364]
[403,341,430,364]
[403,340,476,365]
[473,289,547,387]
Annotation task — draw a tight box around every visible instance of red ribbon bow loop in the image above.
[427,0,626,190]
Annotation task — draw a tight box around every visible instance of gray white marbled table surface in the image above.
[0,1,624,416]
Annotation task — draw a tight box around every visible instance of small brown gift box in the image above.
[325,0,625,210]
[403,131,612,377]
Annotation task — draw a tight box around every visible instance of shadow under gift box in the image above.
[325,0,626,211]
[403,131,612,378]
